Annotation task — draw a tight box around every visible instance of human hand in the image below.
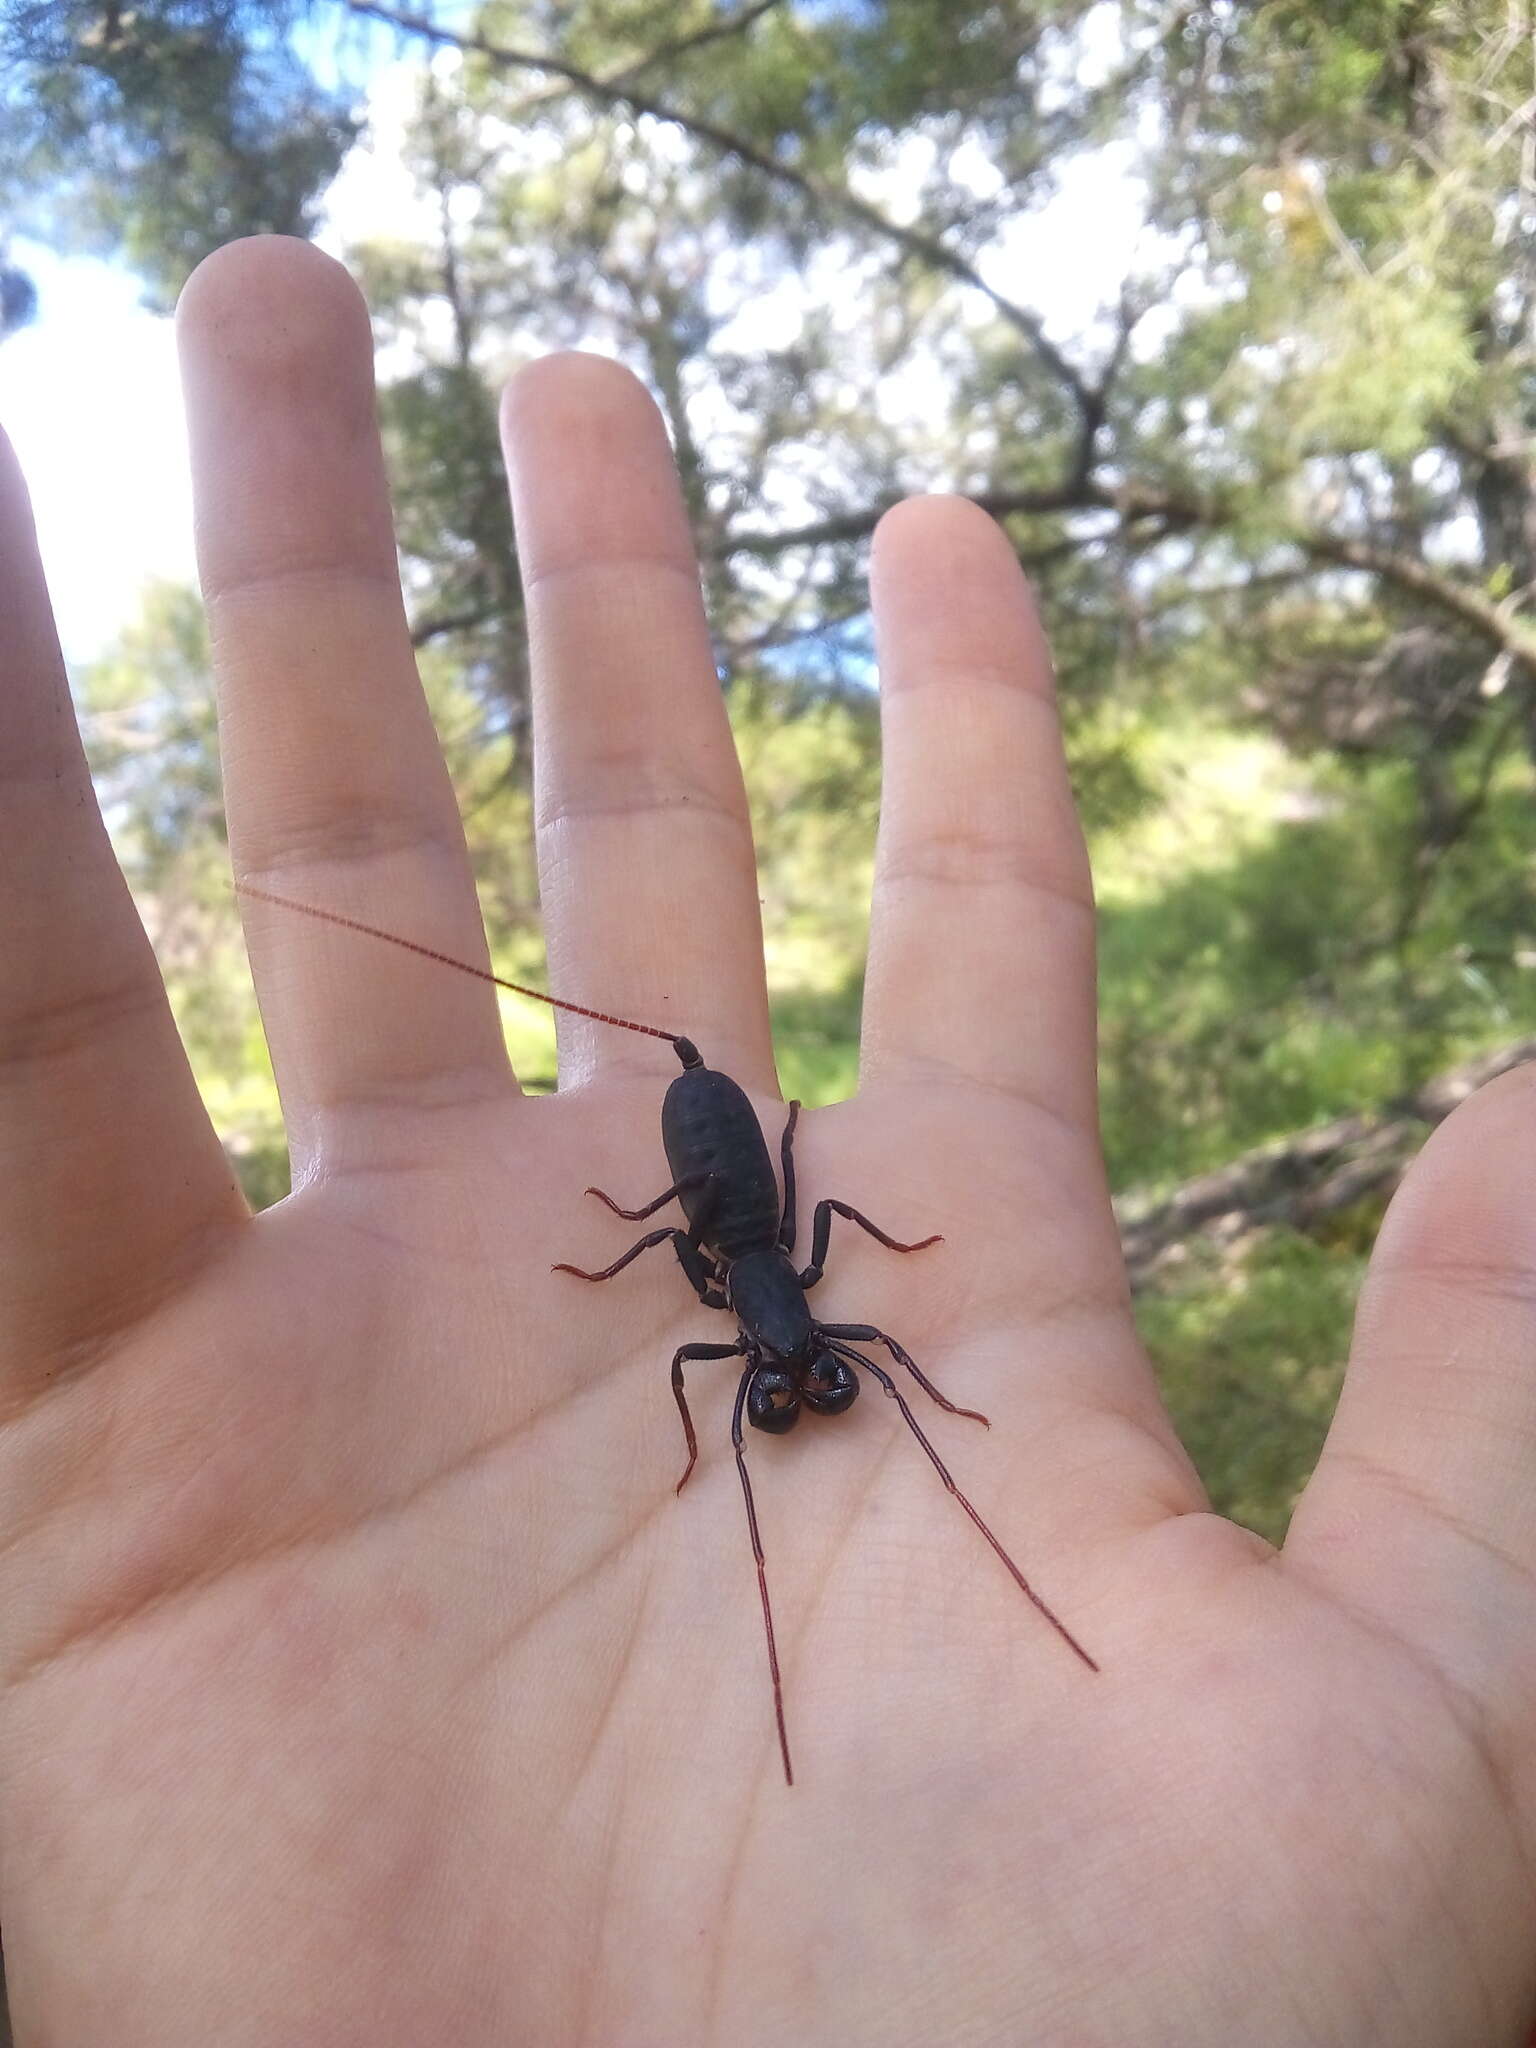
[0,236,1532,2046]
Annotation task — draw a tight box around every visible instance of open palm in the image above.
[1,238,1533,2046]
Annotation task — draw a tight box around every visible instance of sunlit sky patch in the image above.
[2,238,198,660]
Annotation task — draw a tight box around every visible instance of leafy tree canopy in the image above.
[1,1,357,301]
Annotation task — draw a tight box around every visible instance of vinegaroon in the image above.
[240,883,1100,1784]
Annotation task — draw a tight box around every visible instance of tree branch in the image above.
[1118,1037,1536,1290]
[348,2,1536,672]
[719,478,1197,555]
[607,0,790,86]
[487,0,791,124]
[1303,531,1536,665]
[725,474,1536,675]
[410,606,495,648]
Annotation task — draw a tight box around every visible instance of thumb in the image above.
[1287,1061,1536,1724]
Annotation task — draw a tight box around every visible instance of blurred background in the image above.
[2,0,1533,1554]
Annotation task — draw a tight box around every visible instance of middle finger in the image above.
[501,355,776,1092]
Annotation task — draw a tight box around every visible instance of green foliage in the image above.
[1095,722,1536,1188]
[735,682,882,1101]
[77,584,283,1196]
[1,1,356,304]
[1252,265,1477,467]
[1138,1228,1361,1543]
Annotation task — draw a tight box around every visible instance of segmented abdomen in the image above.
[661,1066,782,1261]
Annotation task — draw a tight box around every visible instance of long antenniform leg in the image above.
[798,1198,943,1290]
[670,1341,747,1492]
[818,1321,989,1427]
[731,1367,794,1787]
[825,1340,1099,1675]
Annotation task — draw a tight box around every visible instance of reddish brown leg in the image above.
[670,1341,747,1491]
[798,1198,942,1290]
[731,1368,794,1787]
[557,1183,722,1290]
[827,1341,1099,1674]
[819,1321,988,1426]
[586,1173,708,1221]
[553,1227,677,1282]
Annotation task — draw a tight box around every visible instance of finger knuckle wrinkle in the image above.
[520,548,699,599]
[881,836,1093,909]
[896,655,1061,708]
[204,555,402,614]
[0,974,167,1079]
[1390,1250,1536,1316]
[242,816,462,881]
[536,771,748,841]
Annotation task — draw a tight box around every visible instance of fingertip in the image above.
[500,352,668,476]
[873,491,1022,565]
[871,495,1053,698]
[176,236,394,607]
[872,494,1040,606]
[177,234,367,333]
[176,237,375,416]
[1360,1059,1536,1328]
[1290,1056,1536,1698]
[498,351,694,587]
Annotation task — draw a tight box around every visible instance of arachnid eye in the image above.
[803,1353,859,1416]
[747,1367,801,1434]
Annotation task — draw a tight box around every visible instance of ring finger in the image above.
[861,496,1098,1128]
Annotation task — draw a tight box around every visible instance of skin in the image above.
[0,236,1533,2048]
